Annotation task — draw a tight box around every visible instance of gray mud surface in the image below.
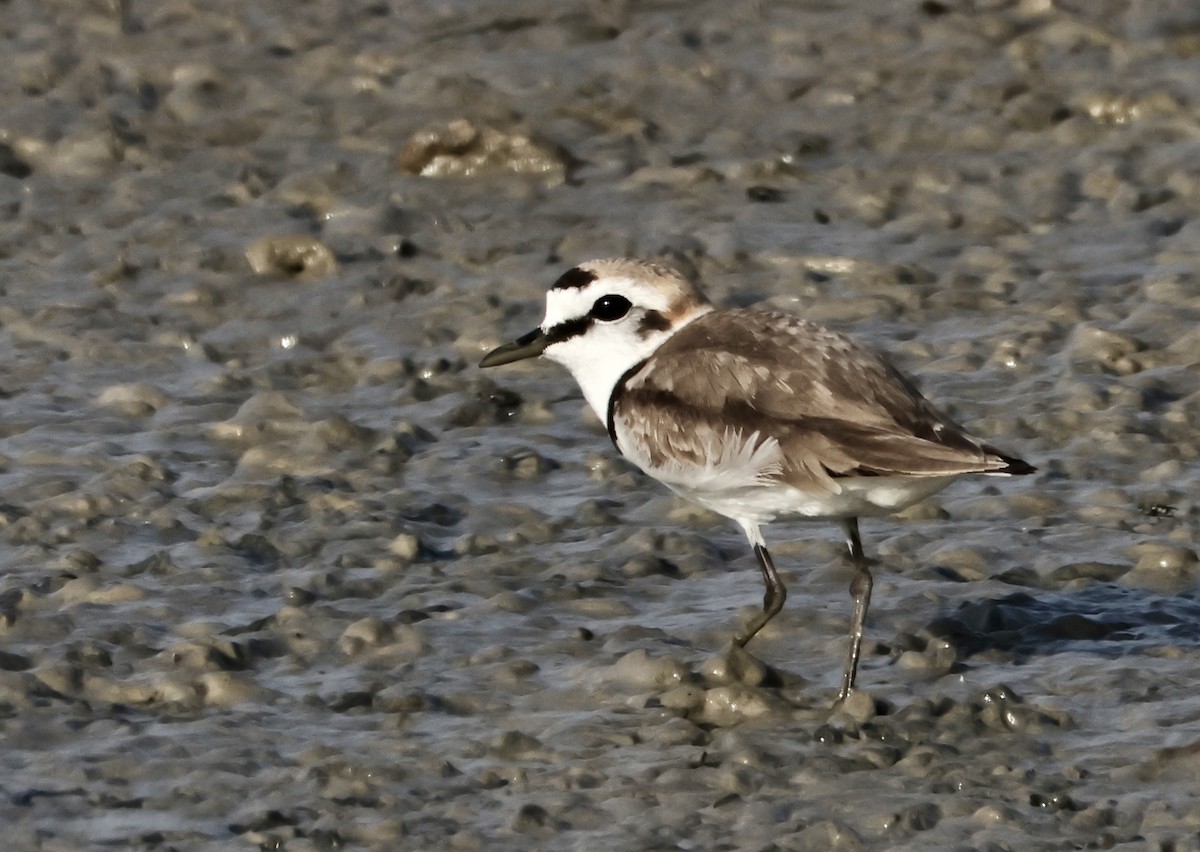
[2,1,1200,849]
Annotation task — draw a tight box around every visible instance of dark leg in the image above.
[838,517,873,701]
[733,543,788,647]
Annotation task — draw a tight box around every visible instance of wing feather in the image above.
[612,309,1022,493]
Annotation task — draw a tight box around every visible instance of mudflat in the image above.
[1,1,1198,849]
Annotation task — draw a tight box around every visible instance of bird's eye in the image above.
[589,295,632,322]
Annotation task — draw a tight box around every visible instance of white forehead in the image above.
[542,276,654,326]
[540,260,698,326]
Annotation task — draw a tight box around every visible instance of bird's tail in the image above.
[983,444,1037,475]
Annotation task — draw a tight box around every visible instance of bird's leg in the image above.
[733,525,787,647]
[839,517,873,701]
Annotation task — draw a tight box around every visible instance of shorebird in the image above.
[480,259,1034,699]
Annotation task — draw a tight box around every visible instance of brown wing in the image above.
[613,309,1030,493]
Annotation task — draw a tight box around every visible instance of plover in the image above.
[480,259,1035,699]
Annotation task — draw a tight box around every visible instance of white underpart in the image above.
[738,474,959,523]
[737,518,766,549]
[671,466,958,527]
[619,424,784,524]
[621,426,785,505]
[616,418,959,526]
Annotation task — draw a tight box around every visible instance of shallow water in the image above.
[1,0,1199,849]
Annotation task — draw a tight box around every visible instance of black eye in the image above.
[589,295,632,322]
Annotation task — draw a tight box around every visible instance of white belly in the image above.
[668,474,959,525]
[614,420,960,525]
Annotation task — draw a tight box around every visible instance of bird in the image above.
[480,258,1035,700]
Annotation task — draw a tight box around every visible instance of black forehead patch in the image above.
[550,266,598,291]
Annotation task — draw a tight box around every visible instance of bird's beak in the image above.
[479,327,548,368]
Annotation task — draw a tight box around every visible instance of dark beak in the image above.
[479,328,548,368]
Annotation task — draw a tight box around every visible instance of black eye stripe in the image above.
[542,315,593,346]
[541,296,637,347]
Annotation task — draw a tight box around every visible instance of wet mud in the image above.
[1,0,1199,849]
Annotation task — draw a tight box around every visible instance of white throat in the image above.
[546,305,713,424]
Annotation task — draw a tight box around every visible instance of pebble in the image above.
[95,382,171,417]
[1124,544,1199,593]
[697,685,789,727]
[701,645,781,688]
[396,119,569,185]
[600,650,690,690]
[244,234,338,279]
[387,532,422,560]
